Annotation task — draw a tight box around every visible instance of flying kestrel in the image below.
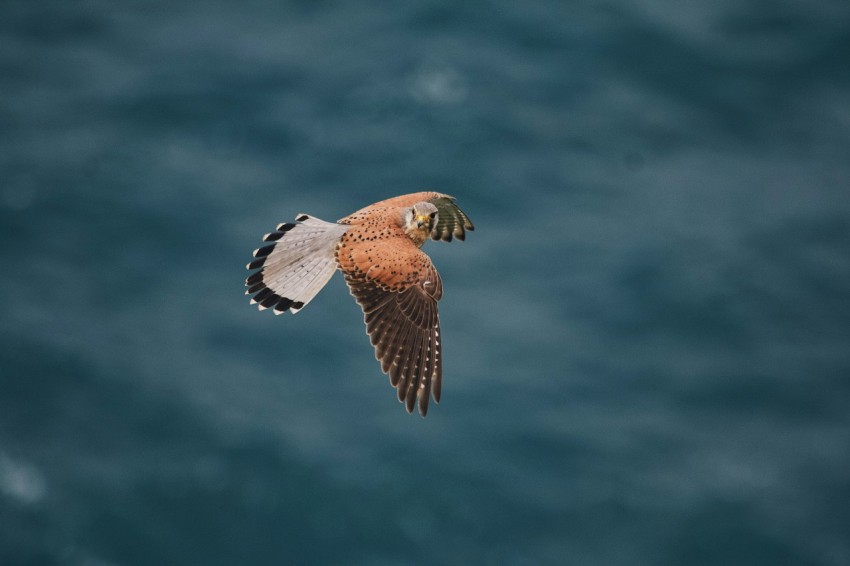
[245,192,474,416]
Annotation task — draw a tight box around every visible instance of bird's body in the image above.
[245,192,474,416]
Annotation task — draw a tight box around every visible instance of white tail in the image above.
[245,214,349,314]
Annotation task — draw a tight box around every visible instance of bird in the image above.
[245,192,474,416]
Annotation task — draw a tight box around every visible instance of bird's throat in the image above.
[405,226,429,248]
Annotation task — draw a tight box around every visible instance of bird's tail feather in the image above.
[245,214,348,314]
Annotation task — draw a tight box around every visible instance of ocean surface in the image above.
[2,1,849,564]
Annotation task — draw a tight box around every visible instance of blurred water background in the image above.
[2,1,850,564]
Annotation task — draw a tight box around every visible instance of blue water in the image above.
[2,1,850,564]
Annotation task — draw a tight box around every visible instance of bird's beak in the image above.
[416,215,430,228]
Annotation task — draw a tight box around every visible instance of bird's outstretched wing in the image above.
[428,196,475,242]
[337,232,444,416]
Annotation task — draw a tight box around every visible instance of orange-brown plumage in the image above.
[245,191,473,416]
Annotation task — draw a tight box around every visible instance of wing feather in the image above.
[417,327,434,416]
[432,321,443,403]
[341,256,442,416]
[375,307,405,366]
[428,196,475,242]
[392,315,419,396]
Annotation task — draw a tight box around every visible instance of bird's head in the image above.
[404,202,439,246]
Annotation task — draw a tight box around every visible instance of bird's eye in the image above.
[429,212,436,219]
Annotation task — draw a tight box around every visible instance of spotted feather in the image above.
[245,191,472,416]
